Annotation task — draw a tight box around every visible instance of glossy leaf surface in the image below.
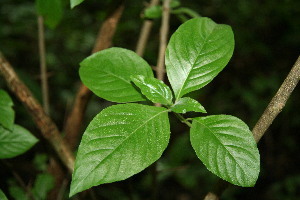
[80,47,154,103]
[190,115,260,187]
[131,75,173,105]
[0,125,38,159]
[171,97,206,113]
[71,0,85,8]
[165,17,234,100]
[0,90,15,130]
[70,104,170,196]
[36,0,63,28]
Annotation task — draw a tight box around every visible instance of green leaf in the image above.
[0,125,38,159]
[144,5,162,19]
[171,97,206,113]
[71,0,85,8]
[36,0,63,29]
[70,104,170,196]
[8,186,28,200]
[165,17,235,100]
[33,153,48,171]
[190,115,260,187]
[32,173,54,200]
[79,47,154,103]
[0,189,8,200]
[130,75,173,105]
[0,90,15,130]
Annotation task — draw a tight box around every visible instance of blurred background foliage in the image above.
[0,0,300,199]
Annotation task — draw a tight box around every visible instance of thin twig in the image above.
[203,55,300,200]
[156,0,171,82]
[151,1,172,199]
[37,15,50,114]
[252,56,300,142]
[63,2,125,150]
[135,0,160,56]
[0,53,75,172]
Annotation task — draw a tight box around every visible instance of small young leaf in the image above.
[144,5,162,19]
[32,173,54,199]
[0,90,15,130]
[131,75,173,105]
[70,104,170,197]
[171,97,206,113]
[0,189,8,200]
[165,17,234,100]
[79,47,154,103]
[36,0,63,29]
[70,0,85,9]
[8,185,28,200]
[0,125,38,159]
[190,115,260,187]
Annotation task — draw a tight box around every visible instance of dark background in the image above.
[0,0,300,199]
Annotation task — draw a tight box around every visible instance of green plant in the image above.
[70,17,260,196]
[0,89,38,159]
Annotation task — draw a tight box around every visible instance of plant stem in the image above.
[135,0,160,56]
[156,0,171,82]
[174,112,192,127]
[37,15,50,114]
[252,55,300,142]
[151,1,172,199]
[203,55,300,200]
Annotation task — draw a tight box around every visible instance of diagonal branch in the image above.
[203,55,300,200]
[63,2,125,150]
[0,53,74,173]
[252,56,300,142]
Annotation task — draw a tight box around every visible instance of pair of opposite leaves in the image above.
[70,17,260,197]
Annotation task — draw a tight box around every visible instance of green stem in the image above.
[174,112,192,127]
[171,7,201,18]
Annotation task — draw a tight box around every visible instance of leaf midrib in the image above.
[175,25,217,100]
[194,119,249,182]
[74,108,168,191]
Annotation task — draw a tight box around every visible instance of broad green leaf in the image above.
[171,97,206,113]
[165,17,234,100]
[144,5,162,19]
[79,47,154,103]
[131,75,173,105]
[70,103,170,196]
[36,0,63,29]
[0,125,38,159]
[32,173,54,199]
[0,90,14,130]
[71,0,85,8]
[190,115,260,187]
[0,189,8,200]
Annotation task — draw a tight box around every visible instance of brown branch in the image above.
[156,0,171,82]
[203,55,300,200]
[37,15,50,114]
[252,56,300,142]
[135,0,160,56]
[151,1,171,199]
[0,53,75,173]
[63,2,125,150]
